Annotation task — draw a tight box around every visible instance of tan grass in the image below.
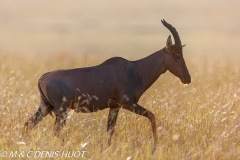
[0,52,240,160]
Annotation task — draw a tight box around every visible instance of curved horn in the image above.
[161,19,182,52]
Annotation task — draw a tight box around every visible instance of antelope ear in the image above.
[182,44,186,48]
[166,35,172,50]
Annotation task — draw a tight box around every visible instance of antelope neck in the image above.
[133,49,166,91]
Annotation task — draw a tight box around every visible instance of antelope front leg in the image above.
[107,108,120,146]
[123,103,157,153]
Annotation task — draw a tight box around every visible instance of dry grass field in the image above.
[1,0,240,160]
[0,53,240,160]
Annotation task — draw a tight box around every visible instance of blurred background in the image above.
[0,0,239,60]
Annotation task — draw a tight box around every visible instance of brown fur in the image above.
[23,19,191,153]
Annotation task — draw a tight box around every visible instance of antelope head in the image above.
[161,19,191,84]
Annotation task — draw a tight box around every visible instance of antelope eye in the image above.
[175,53,182,61]
[175,53,180,58]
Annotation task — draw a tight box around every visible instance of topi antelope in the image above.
[24,19,191,152]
